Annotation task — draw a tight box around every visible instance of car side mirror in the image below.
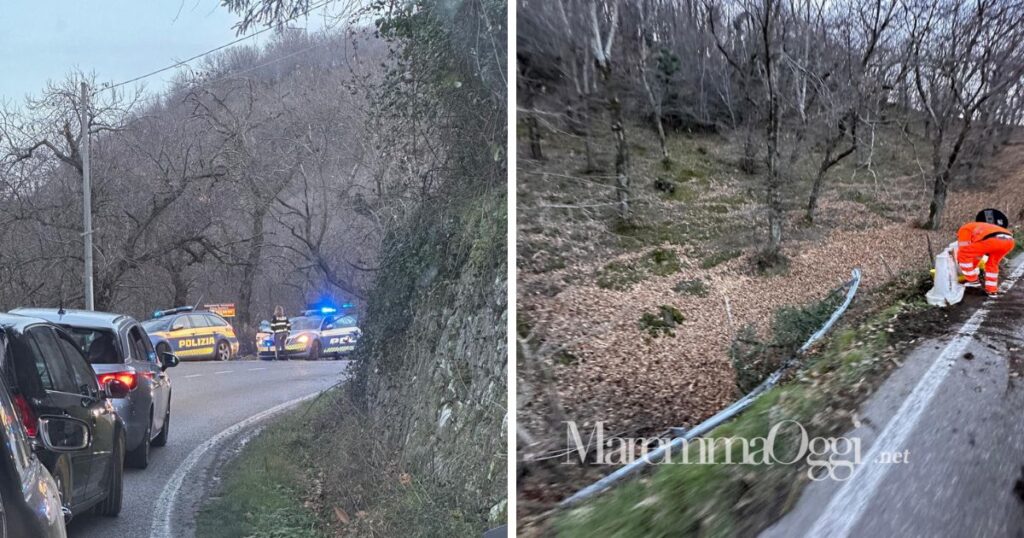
[103,379,130,399]
[160,352,180,370]
[170,323,184,332]
[37,416,91,452]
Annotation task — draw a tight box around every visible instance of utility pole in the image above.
[80,81,94,311]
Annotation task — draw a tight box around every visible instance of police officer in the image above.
[270,306,291,360]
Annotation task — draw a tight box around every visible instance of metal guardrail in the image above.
[559,268,862,508]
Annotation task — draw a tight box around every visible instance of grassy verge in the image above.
[197,387,488,538]
[556,271,952,537]
[197,399,329,538]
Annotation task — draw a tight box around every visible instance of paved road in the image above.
[764,256,1024,537]
[65,359,350,538]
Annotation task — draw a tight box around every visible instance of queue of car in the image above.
[0,306,183,536]
[0,302,359,536]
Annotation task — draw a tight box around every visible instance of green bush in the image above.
[673,278,710,297]
[596,249,682,290]
[729,291,843,393]
[639,305,685,337]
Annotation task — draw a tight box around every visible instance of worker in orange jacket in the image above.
[957,208,1014,297]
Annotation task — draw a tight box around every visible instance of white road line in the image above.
[183,374,202,379]
[150,391,321,538]
[213,370,232,374]
[248,367,267,371]
[806,258,1024,537]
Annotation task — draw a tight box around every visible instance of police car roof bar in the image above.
[559,268,862,509]
[152,305,194,318]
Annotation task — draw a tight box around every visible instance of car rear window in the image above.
[187,314,211,328]
[61,327,122,365]
[24,327,76,394]
[206,314,228,327]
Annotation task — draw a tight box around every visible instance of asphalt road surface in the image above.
[65,358,350,538]
[764,256,1024,538]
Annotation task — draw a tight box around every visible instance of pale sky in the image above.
[0,1,329,102]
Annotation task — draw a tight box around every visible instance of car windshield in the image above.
[289,316,323,331]
[330,315,358,328]
[142,318,172,333]
[61,326,121,365]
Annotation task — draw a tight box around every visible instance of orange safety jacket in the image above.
[957,221,1013,246]
[956,221,1015,292]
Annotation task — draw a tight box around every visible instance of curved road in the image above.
[65,359,350,538]
[764,255,1024,537]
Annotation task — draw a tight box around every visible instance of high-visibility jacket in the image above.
[957,222,1013,246]
[956,221,1014,293]
[270,315,291,334]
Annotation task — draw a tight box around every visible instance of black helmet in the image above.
[976,208,1009,228]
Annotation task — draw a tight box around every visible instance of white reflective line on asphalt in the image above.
[151,391,321,538]
[805,257,1024,537]
[214,370,231,374]
[183,374,202,379]
[248,367,267,371]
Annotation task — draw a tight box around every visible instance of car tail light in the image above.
[12,394,37,438]
[97,372,138,391]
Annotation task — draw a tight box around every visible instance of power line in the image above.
[100,0,336,93]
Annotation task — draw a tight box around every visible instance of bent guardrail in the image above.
[559,268,862,508]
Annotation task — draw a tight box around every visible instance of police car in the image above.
[256,306,360,360]
[142,306,240,361]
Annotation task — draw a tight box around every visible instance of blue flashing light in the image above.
[152,311,164,318]
[320,306,337,314]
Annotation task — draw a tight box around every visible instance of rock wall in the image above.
[351,189,507,528]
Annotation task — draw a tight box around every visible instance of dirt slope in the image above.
[519,140,1024,437]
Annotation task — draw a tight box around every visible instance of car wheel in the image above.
[309,341,320,361]
[125,413,151,469]
[152,402,170,447]
[216,340,231,361]
[96,432,123,517]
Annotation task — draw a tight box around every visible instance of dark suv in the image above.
[0,313,127,519]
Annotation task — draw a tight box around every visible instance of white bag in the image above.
[926,241,965,307]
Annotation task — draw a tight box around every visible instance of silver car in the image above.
[11,308,178,469]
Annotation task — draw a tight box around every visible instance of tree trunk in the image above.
[926,171,948,230]
[741,122,758,173]
[170,265,189,306]
[806,119,857,223]
[568,98,598,172]
[527,115,543,160]
[763,4,782,262]
[597,55,629,220]
[524,89,543,160]
[237,209,267,354]
[926,119,972,230]
[611,95,630,221]
[583,133,598,172]
[639,66,668,161]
